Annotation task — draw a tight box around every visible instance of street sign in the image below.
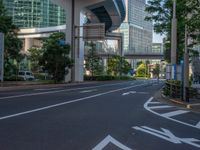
[82,23,105,41]
[0,33,4,82]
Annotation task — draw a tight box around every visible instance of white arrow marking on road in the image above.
[196,121,200,129]
[161,110,189,118]
[122,91,148,96]
[80,89,97,93]
[133,126,200,148]
[92,135,132,150]
[122,91,136,96]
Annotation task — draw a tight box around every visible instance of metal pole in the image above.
[71,0,75,82]
[171,0,177,78]
[183,26,189,102]
[0,33,4,83]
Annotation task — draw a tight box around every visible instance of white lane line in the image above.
[161,110,189,118]
[149,105,174,109]
[149,102,161,104]
[80,89,97,93]
[0,81,135,100]
[92,135,132,150]
[0,83,146,121]
[144,98,200,130]
[196,121,200,129]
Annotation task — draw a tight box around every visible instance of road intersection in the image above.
[0,80,199,150]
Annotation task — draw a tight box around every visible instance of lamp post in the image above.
[171,0,177,79]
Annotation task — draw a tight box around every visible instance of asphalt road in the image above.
[0,80,200,150]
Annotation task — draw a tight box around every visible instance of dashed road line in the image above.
[0,81,137,100]
[0,83,146,121]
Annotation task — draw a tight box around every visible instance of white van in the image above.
[18,71,35,81]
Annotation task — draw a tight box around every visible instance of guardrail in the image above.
[163,82,199,100]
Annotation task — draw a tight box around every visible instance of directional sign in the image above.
[133,126,200,148]
[92,135,132,150]
[0,33,4,82]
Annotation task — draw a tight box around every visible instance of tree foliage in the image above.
[40,32,73,83]
[107,55,131,76]
[145,0,200,63]
[136,63,146,77]
[85,42,104,76]
[152,64,160,78]
[0,0,23,77]
[28,47,43,72]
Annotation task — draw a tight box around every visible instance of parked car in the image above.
[18,71,35,81]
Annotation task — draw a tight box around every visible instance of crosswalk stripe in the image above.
[149,105,173,109]
[161,110,189,118]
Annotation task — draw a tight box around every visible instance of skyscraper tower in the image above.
[119,0,153,54]
[3,0,66,28]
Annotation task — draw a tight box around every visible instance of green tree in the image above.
[0,0,23,77]
[28,47,43,72]
[40,32,73,83]
[145,0,200,63]
[136,63,146,77]
[152,64,160,79]
[107,55,131,76]
[85,42,104,76]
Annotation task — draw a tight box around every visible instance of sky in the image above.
[153,32,165,43]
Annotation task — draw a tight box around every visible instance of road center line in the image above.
[0,81,136,100]
[0,83,146,121]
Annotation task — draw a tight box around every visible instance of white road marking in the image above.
[149,102,161,104]
[133,126,181,144]
[0,81,136,100]
[80,89,97,93]
[122,91,148,96]
[122,91,136,96]
[92,135,132,150]
[144,97,200,130]
[196,121,200,129]
[161,110,189,118]
[133,126,200,148]
[0,83,146,120]
[149,105,174,109]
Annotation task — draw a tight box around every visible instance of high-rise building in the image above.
[3,0,66,28]
[118,0,153,54]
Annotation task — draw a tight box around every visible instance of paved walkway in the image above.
[155,90,200,113]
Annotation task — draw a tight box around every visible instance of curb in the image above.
[161,93,200,112]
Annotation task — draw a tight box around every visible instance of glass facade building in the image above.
[3,0,66,29]
[118,0,153,54]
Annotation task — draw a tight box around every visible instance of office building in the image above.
[118,0,153,54]
[3,0,66,28]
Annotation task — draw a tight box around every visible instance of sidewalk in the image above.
[154,90,200,113]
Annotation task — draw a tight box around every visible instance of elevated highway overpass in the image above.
[51,0,126,82]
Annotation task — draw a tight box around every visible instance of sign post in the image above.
[0,33,4,82]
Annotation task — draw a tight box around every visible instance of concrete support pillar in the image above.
[103,58,107,73]
[63,0,84,82]
[24,38,33,52]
